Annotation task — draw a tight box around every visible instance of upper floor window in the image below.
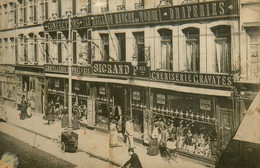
[78,0,91,15]
[18,0,27,24]
[40,0,48,21]
[134,0,144,9]
[116,33,126,61]
[248,32,260,79]
[160,0,172,6]
[100,34,109,61]
[211,25,231,74]
[10,3,17,25]
[116,0,126,11]
[29,0,37,23]
[100,0,109,13]
[133,32,145,63]
[57,0,62,18]
[158,29,173,70]
[183,27,200,72]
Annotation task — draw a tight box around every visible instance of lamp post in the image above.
[67,12,73,134]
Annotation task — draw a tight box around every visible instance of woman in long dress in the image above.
[61,106,69,128]
[110,120,120,148]
[147,124,160,156]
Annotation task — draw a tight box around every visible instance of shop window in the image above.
[248,33,260,79]
[152,92,217,158]
[100,34,109,61]
[211,25,231,74]
[133,32,145,63]
[116,33,126,61]
[183,27,200,72]
[158,29,173,70]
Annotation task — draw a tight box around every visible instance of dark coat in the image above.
[46,104,55,121]
[123,153,142,168]
[20,101,28,120]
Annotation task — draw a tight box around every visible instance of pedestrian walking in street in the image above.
[61,106,69,128]
[121,148,142,168]
[125,117,134,148]
[26,102,32,118]
[45,101,55,125]
[20,96,28,120]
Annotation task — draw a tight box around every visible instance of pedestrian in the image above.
[147,129,160,156]
[109,119,121,148]
[26,101,32,118]
[45,101,55,125]
[121,148,142,168]
[72,103,81,130]
[61,106,69,128]
[20,96,28,120]
[125,117,134,148]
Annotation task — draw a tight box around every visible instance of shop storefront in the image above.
[15,65,44,114]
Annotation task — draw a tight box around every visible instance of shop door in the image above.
[220,108,234,149]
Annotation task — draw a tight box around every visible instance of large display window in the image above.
[152,89,218,159]
[131,88,146,140]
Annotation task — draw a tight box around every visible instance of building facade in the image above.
[0,0,259,166]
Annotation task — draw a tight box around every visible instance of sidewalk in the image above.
[3,106,207,168]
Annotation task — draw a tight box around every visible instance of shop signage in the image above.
[72,66,91,76]
[157,94,165,105]
[92,61,133,76]
[133,91,141,101]
[150,71,233,86]
[43,18,83,31]
[44,64,68,74]
[99,87,106,95]
[200,99,211,111]
[43,1,237,31]
[133,63,149,78]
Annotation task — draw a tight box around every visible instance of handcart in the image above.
[60,131,78,153]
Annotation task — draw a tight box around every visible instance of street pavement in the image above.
[0,131,76,168]
[1,105,209,168]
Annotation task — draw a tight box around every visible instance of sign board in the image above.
[87,98,96,127]
[99,87,106,95]
[44,1,238,31]
[157,94,165,105]
[133,91,141,101]
[150,71,233,86]
[92,61,133,76]
[200,99,211,111]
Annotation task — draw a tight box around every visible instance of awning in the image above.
[76,76,232,97]
[233,91,260,144]
[243,22,260,28]
[131,80,232,97]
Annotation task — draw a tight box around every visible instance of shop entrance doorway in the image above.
[110,85,129,134]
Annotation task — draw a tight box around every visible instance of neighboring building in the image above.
[0,0,45,112]
[0,0,258,167]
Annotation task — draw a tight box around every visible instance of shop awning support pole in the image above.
[68,15,73,135]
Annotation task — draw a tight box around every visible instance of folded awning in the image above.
[233,91,260,144]
[130,80,232,97]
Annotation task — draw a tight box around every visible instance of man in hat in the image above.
[121,148,142,168]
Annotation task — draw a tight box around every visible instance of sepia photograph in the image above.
[0,0,259,167]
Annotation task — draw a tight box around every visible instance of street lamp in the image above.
[132,55,138,67]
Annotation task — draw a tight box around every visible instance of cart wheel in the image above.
[61,142,66,153]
